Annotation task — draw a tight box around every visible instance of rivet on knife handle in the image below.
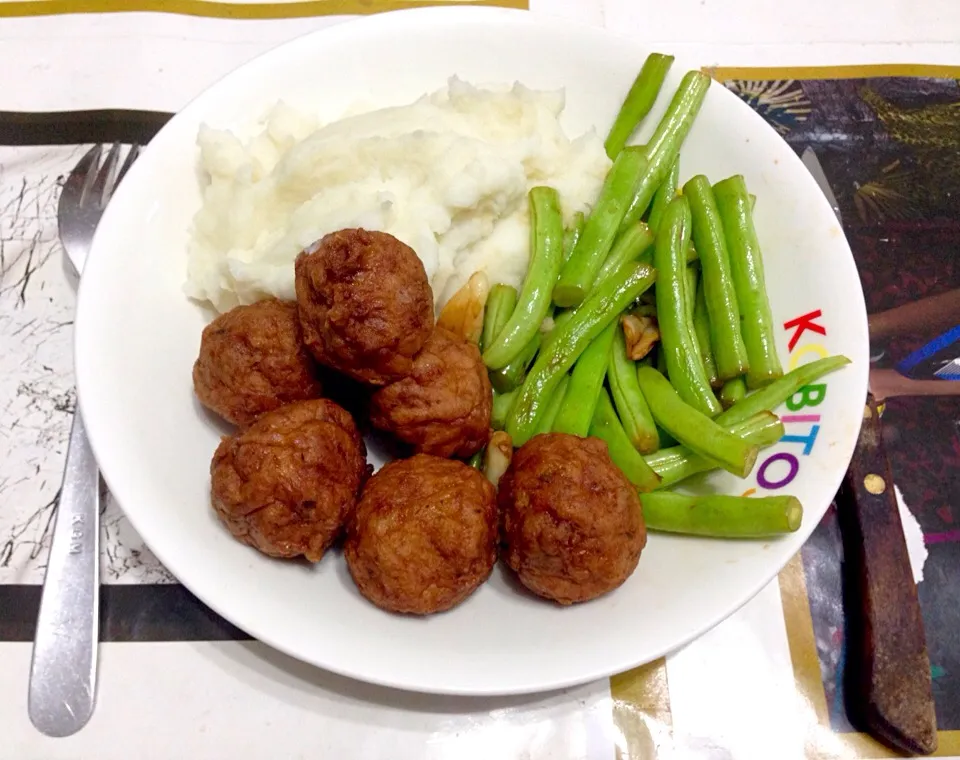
[28,411,100,737]
[837,397,938,755]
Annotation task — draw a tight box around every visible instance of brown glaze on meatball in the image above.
[295,229,434,385]
[210,399,370,562]
[192,298,323,427]
[368,327,492,459]
[499,433,646,605]
[344,455,498,615]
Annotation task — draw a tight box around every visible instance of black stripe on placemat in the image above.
[0,584,251,642]
[0,109,173,146]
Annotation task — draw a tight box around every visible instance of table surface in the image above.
[2,1,960,758]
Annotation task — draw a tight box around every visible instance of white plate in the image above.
[75,7,868,696]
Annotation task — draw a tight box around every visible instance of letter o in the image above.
[757,452,800,490]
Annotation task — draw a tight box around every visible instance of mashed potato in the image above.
[186,78,611,313]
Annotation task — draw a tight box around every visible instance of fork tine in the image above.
[89,142,122,208]
[114,144,141,188]
[60,145,102,210]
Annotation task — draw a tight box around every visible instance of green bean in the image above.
[684,175,749,381]
[719,376,747,409]
[491,388,517,430]
[637,366,758,478]
[484,187,564,369]
[546,309,575,346]
[639,492,803,537]
[489,334,539,392]
[716,355,852,426]
[604,53,675,159]
[641,331,667,436]
[467,448,485,470]
[608,322,660,453]
[553,321,617,437]
[643,72,711,171]
[620,176,664,242]
[684,262,699,325]
[692,277,719,387]
[647,157,680,234]
[713,175,783,388]
[554,147,647,308]
[653,196,721,416]
[619,71,712,234]
[595,221,654,286]
[563,211,586,263]
[646,411,783,488]
[480,284,518,353]
[508,261,657,446]
[589,388,661,492]
[684,264,705,390]
[535,374,571,436]
[491,305,557,392]
[684,261,706,388]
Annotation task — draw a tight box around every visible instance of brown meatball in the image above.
[192,298,322,426]
[210,399,370,562]
[368,327,492,459]
[500,433,646,605]
[295,229,434,385]
[345,455,498,615]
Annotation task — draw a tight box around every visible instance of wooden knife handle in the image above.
[836,398,938,755]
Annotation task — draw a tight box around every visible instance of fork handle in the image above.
[28,409,100,737]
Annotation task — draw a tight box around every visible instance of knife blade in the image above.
[802,146,938,755]
[801,147,843,222]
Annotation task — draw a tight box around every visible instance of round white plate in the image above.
[75,7,868,695]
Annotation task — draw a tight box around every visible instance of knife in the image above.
[801,146,938,755]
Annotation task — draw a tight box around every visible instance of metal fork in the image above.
[28,143,140,738]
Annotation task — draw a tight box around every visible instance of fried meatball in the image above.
[210,399,370,562]
[193,298,322,426]
[295,229,434,385]
[368,327,492,459]
[345,455,498,614]
[500,433,646,605]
